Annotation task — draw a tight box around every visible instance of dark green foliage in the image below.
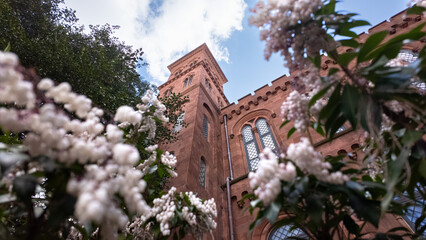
[250,2,426,239]
[0,0,151,113]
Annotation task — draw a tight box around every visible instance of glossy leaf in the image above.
[287,127,297,139]
[358,31,388,63]
[341,84,359,128]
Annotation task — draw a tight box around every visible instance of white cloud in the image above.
[64,0,247,84]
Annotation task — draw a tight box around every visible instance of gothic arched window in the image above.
[199,157,206,187]
[184,78,188,87]
[188,75,193,85]
[255,118,279,153]
[242,125,260,171]
[268,224,307,240]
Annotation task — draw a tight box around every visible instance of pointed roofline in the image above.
[167,43,228,84]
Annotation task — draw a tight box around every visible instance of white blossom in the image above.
[281,91,310,132]
[249,148,297,205]
[161,151,177,168]
[286,138,348,184]
[114,106,142,125]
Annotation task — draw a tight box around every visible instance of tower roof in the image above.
[167,43,228,85]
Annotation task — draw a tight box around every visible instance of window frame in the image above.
[241,117,280,172]
[242,124,261,172]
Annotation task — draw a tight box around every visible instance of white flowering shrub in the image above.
[127,188,217,240]
[248,1,426,239]
[0,51,216,239]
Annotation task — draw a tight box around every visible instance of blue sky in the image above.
[66,0,408,104]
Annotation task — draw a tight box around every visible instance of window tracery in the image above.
[268,224,307,240]
[241,118,279,171]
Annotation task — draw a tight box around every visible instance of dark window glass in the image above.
[268,225,308,240]
[199,157,206,187]
[202,116,209,139]
[242,125,260,171]
[255,118,279,154]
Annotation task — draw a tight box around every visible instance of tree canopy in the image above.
[0,0,150,113]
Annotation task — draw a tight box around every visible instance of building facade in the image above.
[157,10,425,240]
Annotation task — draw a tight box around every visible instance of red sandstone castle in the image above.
[158,9,425,240]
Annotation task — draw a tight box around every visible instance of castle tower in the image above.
[157,43,230,238]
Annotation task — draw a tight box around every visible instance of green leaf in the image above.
[309,83,334,108]
[401,130,422,146]
[312,122,325,137]
[338,52,358,66]
[13,175,37,202]
[347,20,371,29]
[349,193,381,227]
[287,127,297,139]
[339,39,360,48]
[343,214,359,235]
[358,31,388,63]
[329,115,346,139]
[406,5,426,15]
[306,194,323,226]
[280,120,290,129]
[265,201,281,223]
[337,29,359,38]
[310,55,322,68]
[3,43,11,52]
[341,84,359,128]
[328,67,339,76]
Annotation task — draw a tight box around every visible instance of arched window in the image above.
[242,125,260,171]
[255,118,279,154]
[184,78,188,87]
[199,157,206,187]
[165,87,173,97]
[268,224,307,240]
[202,115,209,139]
[188,75,193,85]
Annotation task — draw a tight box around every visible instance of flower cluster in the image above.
[0,51,187,239]
[250,140,348,206]
[249,0,330,71]
[281,91,310,132]
[150,187,177,236]
[0,52,35,108]
[249,148,297,205]
[128,189,217,239]
[286,138,348,184]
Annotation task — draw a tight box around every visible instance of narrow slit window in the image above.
[199,157,206,187]
[202,116,209,139]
